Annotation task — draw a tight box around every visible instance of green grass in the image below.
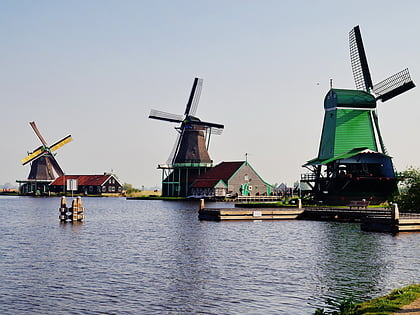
[126,196,185,201]
[356,284,420,315]
[314,284,420,314]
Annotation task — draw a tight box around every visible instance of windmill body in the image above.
[17,122,72,195]
[173,121,212,165]
[301,26,415,205]
[149,78,224,197]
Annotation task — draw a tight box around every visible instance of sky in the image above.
[1,0,420,189]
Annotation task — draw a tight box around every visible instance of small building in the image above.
[16,179,54,195]
[189,161,273,199]
[49,173,123,195]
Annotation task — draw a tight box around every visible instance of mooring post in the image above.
[60,196,67,208]
[200,199,205,211]
[71,198,78,221]
[59,196,68,221]
[298,199,302,209]
[391,203,400,221]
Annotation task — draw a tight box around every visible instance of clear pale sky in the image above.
[1,0,419,189]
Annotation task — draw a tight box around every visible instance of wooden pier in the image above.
[199,207,304,221]
[300,207,390,222]
[198,199,303,221]
[199,199,420,232]
[361,204,420,232]
[235,195,283,203]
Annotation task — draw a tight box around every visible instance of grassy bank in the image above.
[315,284,420,314]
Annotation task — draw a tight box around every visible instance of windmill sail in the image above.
[30,121,48,146]
[149,109,184,123]
[184,77,203,117]
[22,147,46,165]
[373,68,416,102]
[349,25,373,92]
[50,135,73,152]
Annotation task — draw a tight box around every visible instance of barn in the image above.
[189,161,273,199]
[49,173,122,196]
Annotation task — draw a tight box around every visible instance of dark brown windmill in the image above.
[149,77,224,197]
[18,122,72,195]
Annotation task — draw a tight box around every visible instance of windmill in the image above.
[301,25,415,205]
[19,121,72,195]
[149,77,224,197]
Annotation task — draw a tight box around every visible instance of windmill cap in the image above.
[324,88,376,109]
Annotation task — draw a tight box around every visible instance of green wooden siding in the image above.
[319,108,377,160]
[324,88,376,109]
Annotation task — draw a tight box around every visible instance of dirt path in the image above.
[392,298,420,314]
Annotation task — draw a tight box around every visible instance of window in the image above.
[102,186,106,192]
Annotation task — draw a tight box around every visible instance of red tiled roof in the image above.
[191,178,223,188]
[50,175,112,186]
[191,161,244,188]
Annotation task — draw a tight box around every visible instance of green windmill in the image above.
[301,25,415,205]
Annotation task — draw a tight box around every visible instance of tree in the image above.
[394,167,420,212]
[122,183,140,194]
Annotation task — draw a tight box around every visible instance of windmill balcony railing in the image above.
[172,162,213,168]
[301,173,316,181]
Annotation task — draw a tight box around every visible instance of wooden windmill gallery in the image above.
[301,25,415,205]
[149,78,224,197]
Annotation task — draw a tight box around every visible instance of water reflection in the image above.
[313,222,395,309]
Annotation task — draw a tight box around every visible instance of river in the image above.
[0,196,419,314]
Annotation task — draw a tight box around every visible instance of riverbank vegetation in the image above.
[314,284,420,314]
[393,167,420,212]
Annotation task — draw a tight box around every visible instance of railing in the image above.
[300,173,316,181]
[236,196,282,202]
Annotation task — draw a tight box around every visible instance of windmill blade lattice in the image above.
[373,68,416,102]
[349,25,373,92]
[207,126,224,135]
[184,78,203,117]
[50,135,73,152]
[149,109,184,123]
[29,121,48,146]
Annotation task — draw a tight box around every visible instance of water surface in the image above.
[0,196,419,314]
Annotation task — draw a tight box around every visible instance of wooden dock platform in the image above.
[198,207,304,221]
[198,199,420,232]
[361,211,420,233]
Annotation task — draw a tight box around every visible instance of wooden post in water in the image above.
[60,196,84,222]
[200,199,205,211]
[391,203,400,221]
[298,199,302,209]
[71,196,85,221]
[71,198,78,221]
[59,196,68,221]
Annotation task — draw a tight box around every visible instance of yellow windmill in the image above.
[22,121,72,180]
